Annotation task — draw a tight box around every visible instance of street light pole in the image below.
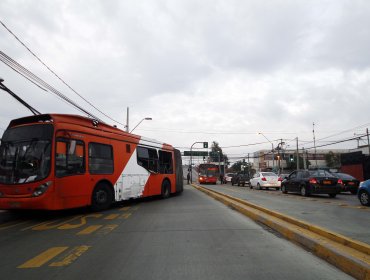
[130,117,152,133]
[258,132,275,170]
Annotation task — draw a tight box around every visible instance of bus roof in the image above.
[7,114,173,149]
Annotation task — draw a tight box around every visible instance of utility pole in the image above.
[125,107,129,132]
[296,137,299,171]
[367,128,370,155]
[313,122,317,168]
[302,147,307,169]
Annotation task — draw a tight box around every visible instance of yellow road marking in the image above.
[104,214,120,220]
[49,246,90,267]
[97,224,118,235]
[76,225,103,235]
[120,213,132,219]
[119,206,131,211]
[31,216,83,231]
[18,247,68,268]
[57,214,103,230]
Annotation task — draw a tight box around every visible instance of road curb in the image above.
[192,184,370,280]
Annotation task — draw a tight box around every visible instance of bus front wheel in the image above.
[91,183,113,211]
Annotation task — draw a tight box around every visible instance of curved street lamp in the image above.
[258,132,275,169]
[130,117,152,133]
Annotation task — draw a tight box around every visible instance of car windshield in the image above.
[0,125,53,184]
[309,170,335,178]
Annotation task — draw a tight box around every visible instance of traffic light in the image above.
[203,142,208,148]
[289,154,294,162]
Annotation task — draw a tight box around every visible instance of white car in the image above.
[224,173,235,183]
[250,172,281,190]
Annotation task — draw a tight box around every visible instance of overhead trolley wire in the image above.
[0,19,125,126]
[0,51,102,121]
[0,80,40,115]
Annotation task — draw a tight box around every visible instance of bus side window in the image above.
[137,146,158,172]
[88,143,114,174]
[159,151,173,174]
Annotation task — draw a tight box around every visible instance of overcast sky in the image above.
[1,0,370,163]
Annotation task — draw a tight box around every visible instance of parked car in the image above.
[224,173,235,183]
[250,172,280,190]
[332,172,360,194]
[231,173,250,187]
[281,170,342,198]
[358,180,370,206]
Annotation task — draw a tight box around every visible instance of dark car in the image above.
[231,173,250,187]
[332,172,360,194]
[281,170,342,198]
[358,179,370,206]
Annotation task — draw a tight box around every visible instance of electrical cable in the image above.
[0,19,125,126]
[0,51,103,121]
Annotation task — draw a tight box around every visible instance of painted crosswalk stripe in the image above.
[77,225,103,235]
[18,247,68,268]
[119,206,131,211]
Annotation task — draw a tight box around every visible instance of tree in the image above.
[209,141,228,163]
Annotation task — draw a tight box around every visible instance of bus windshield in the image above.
[0,125,53,184]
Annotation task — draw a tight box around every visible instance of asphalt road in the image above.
[0,184,352,280]
[202,182,370,244]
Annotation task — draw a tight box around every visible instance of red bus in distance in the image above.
[198,163,219,184]
[0,114,183,211]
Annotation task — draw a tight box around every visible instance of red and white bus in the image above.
[0,114,183,211]
[198,163,219,184]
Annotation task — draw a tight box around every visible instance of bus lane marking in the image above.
[57,214,103,230]
[120,213,132,219]
[77,225,103,235]
[18,247,68,268]
[31,215,84,231]
[49,245,90,267]
[104,214,120,220]
[96,224,118,235]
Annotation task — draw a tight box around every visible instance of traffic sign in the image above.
[184,151,208,156]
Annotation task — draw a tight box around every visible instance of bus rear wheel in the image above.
[161,180,171,199]
[91,183,113,211]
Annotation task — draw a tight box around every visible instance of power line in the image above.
[0,19,125,126]
[0,51,103,121]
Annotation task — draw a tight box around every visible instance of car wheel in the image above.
[91,183,113,211]
[328,193,337,198]
[257,183,261,190]
[281,185,287,194]
[359,190,370,206]
[300,185,309,197]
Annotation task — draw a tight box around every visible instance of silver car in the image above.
[250,172,281,190]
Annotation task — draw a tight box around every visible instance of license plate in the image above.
[323,180,331,185]
[348,182,355,185]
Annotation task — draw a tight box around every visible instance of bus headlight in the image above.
[33,181,52,197]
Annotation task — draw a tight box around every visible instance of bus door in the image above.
[55,137,88,206]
